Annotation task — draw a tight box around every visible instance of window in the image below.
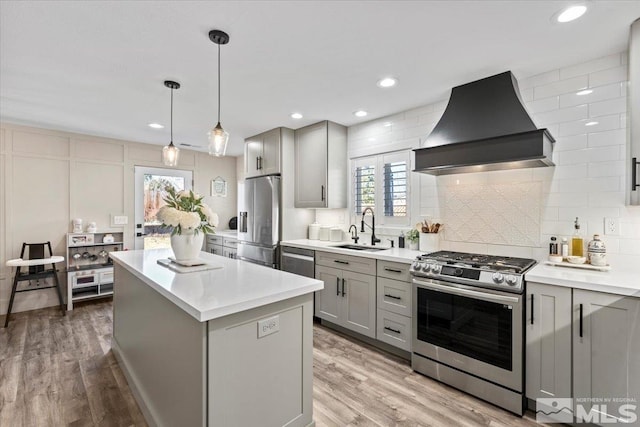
[352,151,410,225]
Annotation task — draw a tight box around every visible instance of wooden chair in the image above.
[4,242,66,327]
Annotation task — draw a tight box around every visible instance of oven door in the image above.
[412,277,523,392]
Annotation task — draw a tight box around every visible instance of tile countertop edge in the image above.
[281,239,421,264]
[110,249,323,322]
[526,263,640,298]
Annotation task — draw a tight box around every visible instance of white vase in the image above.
[170,230,204,261]
[419,233,440,253]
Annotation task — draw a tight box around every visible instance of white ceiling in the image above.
[1,1,639,157]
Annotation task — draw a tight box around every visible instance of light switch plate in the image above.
[111,215,128,226]
[257,315,280,338]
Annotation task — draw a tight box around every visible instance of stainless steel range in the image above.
[410,251,536,416]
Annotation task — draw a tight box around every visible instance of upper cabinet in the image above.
[294,121,347,208]
[244,127,282,178]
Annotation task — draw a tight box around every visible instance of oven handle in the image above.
[413,278,520,305]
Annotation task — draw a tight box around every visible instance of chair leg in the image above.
[4,270,20,328]
[52,266,66,317]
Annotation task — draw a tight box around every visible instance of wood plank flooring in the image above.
[1,301,545,427]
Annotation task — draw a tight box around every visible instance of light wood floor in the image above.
[1,301,545,427]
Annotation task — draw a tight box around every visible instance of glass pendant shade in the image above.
[208,122,229,157]
[162,142,180,166]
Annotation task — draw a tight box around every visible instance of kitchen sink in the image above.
[331,244,389,252]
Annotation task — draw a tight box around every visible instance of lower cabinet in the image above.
[315,253,376,339]
[526,283,640,426]
[526,282,572,400]
[573,289,640,425]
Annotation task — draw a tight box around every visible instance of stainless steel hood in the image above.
[414,71,555,175]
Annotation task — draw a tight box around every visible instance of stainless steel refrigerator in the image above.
[237,175,280,268]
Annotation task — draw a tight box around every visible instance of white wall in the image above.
[344,52,640,263]
[0,123,237,314]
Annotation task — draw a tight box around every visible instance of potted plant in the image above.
[157,187,219,262]
[406,228,420,250]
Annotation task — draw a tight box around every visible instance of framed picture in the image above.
[211,176,227,197]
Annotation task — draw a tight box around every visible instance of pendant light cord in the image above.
[217,42,221,124]
[170,87,174,143]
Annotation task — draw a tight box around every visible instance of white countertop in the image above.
[280,239,421,264]
[110,249,323,322]
[526,263,640,297]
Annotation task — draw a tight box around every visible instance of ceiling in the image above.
[1,1,639,157]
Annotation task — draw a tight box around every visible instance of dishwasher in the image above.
[281,246,315,278]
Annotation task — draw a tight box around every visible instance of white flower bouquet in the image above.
[157,187,219,235]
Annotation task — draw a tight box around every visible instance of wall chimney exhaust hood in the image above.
[414,71,555,175]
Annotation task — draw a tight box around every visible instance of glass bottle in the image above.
[561,237,569,258]
[571,217,584,257]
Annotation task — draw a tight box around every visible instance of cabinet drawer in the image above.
[377,260,411,282]
[207,235,223,245]
[223,238,238,248]
[377,277,411,317]
[376,309,411,352]
[315,251,376,275]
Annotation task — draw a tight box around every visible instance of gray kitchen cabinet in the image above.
[244,127,284,178]
[525,282,572,401]
[314,252,376,338]
[573,289,640,424]
[294,121,347,208]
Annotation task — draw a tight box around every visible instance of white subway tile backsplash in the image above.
[534,104,587,125]
[526,96,559,114]
[559,53,621,80]
[534,75,588,99]
[588,161,625,178]
[558,115,621,137]
[559,82,622,108]
[588,128,626,147]
[553,134,588,152]
[519,69,560,90]
[589,65,628,87]
[589,97,626,118]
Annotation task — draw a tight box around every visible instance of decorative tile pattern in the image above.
[442,182,541,247]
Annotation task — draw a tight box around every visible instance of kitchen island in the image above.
[109,249,323,427]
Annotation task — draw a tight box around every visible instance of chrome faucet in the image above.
[348,225,359,244]
[360,207,381,246]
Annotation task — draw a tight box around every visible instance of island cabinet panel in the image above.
[208,294,314,427]
[112,265,207,427]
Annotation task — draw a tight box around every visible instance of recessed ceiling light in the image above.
[556,5,587,23]
[377,77,397,88]
[576,89,593,96]
[585,121,599,126]
[290,112,303,119]
[354,110,368,117]
[148,123,164,129]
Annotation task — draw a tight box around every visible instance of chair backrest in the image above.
[19,242,54,274]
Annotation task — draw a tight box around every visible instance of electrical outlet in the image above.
[604,217,620,236]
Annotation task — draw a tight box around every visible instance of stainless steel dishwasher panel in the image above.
[281,247,315,278]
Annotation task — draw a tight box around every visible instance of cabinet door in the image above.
[295,121,328,208]
[260,128,281,176]
[525,282,572,400]
[341,270,376,338]
[314,265,341,323]
[244,136,263,178]
[573,289,640,424]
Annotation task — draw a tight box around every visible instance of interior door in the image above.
[134,166,192,250]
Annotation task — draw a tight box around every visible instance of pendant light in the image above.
[162,80,181,166]
[208,29,230,157]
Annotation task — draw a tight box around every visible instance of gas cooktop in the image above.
[409,250,537,293]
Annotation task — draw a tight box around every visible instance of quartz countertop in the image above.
[110,249,323,322]
[280,239,421,264]
[526,263,640,297]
